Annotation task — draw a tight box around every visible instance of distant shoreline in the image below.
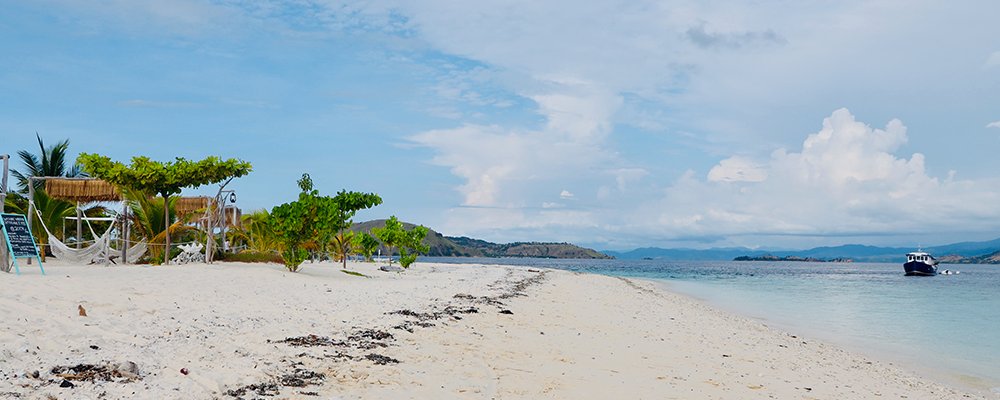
[733,255,854,262]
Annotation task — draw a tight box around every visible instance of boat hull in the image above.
[903,261,937,276]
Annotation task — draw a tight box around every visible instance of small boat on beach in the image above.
[903,251,938,276]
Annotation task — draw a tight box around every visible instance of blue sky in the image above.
[3,1,1000,250]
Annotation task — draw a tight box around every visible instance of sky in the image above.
[2,1,1000,251]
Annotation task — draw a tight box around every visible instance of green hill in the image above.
[350,220,612,259]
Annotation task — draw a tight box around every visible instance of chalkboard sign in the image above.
[2,213,40,257]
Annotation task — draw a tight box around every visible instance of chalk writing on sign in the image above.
[1,214,40,258]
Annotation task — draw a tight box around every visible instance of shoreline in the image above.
[644,277,1000,395]
[0,260,994,399]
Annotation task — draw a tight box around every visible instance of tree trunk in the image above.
[341,230,348,270]
[163,194,170,265]
[205,204,213,264]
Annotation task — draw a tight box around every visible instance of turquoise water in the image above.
[424,257,1000,391]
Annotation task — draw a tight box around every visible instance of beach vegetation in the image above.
[372,216,429,268]
[218,251,284,264]
[123,189,195,264]
[352,232,380,262]
[328,190,382,268]
[269,174,381,272]
[229,209,282,254]
[4,190,75,261]
[11,133,86,192]
[6,133,98,259]
[340,269,370,278]
[77,154,252,265]
[331,230,355,267]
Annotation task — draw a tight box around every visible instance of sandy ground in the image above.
[0,260,993,399]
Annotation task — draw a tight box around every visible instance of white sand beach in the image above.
[0,261,991,399]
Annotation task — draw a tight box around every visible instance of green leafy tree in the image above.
[77,154,252,265]
[351,232,380,262]
[372,216,429,269]
[270,174,321,271]
[329,190,381,268]
[269,174,380,272]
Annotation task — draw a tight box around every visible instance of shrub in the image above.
[219,251,284,264]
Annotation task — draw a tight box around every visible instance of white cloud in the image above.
[986,51,1000,68]
[559,190,574,199]
[632,109,1000,244]
[411,81,622,211]
[707,156,767,182]
[770,108,914,186]
[282,1,1000,246]
[987,121,1000,129]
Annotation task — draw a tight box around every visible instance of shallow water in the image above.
[424,257,1000,391]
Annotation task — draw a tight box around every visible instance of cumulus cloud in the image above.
[559,190,574,199]
[410,83,622,209]
[707,156,767,182]
[261,1,1000,246]
[769,108,914,186]
[630,109,1000,246]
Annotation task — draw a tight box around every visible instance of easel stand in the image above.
[1,213,45,275]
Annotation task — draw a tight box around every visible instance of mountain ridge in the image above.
[603,237,1000,263]
[351,219,612,259]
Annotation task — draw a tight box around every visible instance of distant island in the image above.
[733,255,853,263]
[604,237,1000,263]
[937,251,1000,264]
[352,219,613,259]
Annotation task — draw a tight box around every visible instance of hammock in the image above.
[109,239,148,264]
[49,233,110,265]
[32,201,148,264]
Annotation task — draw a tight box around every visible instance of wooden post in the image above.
[121,205,128,264]
[76,203,82,250]
[162,194,170,265]
[27,178,34,265]
[205,198,213,264]
[0,154,8,272]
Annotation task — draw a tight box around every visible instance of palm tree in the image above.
[8,133,89,260]
[11,133,85,191]
[3,190,75,261]
[331,230,356,268]
[228,210,282,254]
[124,189,192,264]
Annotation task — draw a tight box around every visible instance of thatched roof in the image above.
[177,197,242,226]
[174,196,214,216]
[44,178,122,202]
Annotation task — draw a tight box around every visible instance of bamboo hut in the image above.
[174,196,214,218]
[44,178,121,202]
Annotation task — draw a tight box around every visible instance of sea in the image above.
[423,257,1000,393]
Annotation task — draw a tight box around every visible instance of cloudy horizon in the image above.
[3,1,1000,251]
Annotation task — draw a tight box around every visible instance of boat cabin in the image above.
[906,252,935,263]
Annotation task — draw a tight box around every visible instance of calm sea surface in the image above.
[423,257,1000,391]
